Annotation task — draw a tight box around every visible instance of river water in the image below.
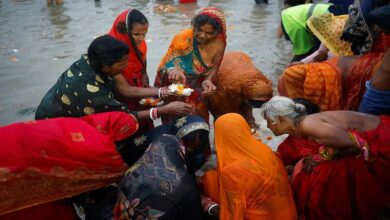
[0,0,291,126]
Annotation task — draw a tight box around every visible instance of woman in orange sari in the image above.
[154,7,226,123]
[213,113,297,220]
[0,111,142,217]
[278,0,390,111]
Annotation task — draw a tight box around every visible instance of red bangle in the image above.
[152,107,159,120]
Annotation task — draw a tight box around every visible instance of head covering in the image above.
[197,7,227,44]
[107,9,147,75]
[114,134,203,219]
[172,115,210,140]
[367,4,390,32]
[341,0,377,54]
[108,9,134,47]
[308,14,354,56]
[214,113,296,219]
[215,113,274,168]
[81,111,139,142]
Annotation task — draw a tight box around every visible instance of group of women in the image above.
[0,0,389,219]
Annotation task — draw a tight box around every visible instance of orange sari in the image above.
[278,33,390,111]
[278,57,342,111]
[214,113,296,220]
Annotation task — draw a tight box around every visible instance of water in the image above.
[0,0,291,125]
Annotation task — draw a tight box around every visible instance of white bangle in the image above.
[149,108,154,121]
[158,88,162,99]
[202,79,211,88]
[207,204,219,215]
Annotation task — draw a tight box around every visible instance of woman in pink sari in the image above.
[0,111,141,217]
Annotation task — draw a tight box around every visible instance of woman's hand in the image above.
[167,67,187,84]
[141,74,149,87]
[202,80,216,94]
[158,101,192,116]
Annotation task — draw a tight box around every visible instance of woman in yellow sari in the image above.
[213,113,297,220]
[154,7,226,123]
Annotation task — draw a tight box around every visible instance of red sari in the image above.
[292,116,390,220]
[276,136,321,166]
[108,9,153,133]
[0,112,138,216]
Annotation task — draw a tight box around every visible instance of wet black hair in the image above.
[181,129,211,174]
[117,9,148,74]
[192,14,222,34]
[87,35,129,73]
[293,98,320,115]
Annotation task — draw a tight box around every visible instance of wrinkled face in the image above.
[103,55,128,76]
[195,23,218,44]
[264,114,291,136]
[131,23,148,45]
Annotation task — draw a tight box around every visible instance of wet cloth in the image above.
[341,0,377,54]
[197,51,273,122]
[0,111,139,215]
[307,14,354,56]
[35,55,135,120]
[292,116,390,220]
[113,135,204,220]
[281,3,331,55]
[278,57,343,111]
[215,113,297,220]
[359,80,390,115]
[154,7,226,123]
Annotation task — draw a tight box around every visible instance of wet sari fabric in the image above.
[0,112,138,215]
[215,113,297,220]
[292,116,390,220]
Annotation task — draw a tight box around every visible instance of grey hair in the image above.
[262,96,307,121]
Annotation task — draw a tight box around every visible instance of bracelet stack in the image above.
[149,108,159,121]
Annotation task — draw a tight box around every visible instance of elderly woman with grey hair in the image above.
[261,95,390,219]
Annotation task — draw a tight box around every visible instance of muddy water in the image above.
[0,0,291,129]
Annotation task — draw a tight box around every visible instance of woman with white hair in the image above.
[262,95,390,220]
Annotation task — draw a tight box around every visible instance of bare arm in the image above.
[371,48,390,90]
[113,74,158,99]
[301,117,354,149]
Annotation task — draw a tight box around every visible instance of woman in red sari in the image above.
[0,111,142,217]
[263,96,390,220]
[108,9,153,132]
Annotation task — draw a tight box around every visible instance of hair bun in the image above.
[294,103,306,114]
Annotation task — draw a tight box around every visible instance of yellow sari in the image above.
[214,113,297,220]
